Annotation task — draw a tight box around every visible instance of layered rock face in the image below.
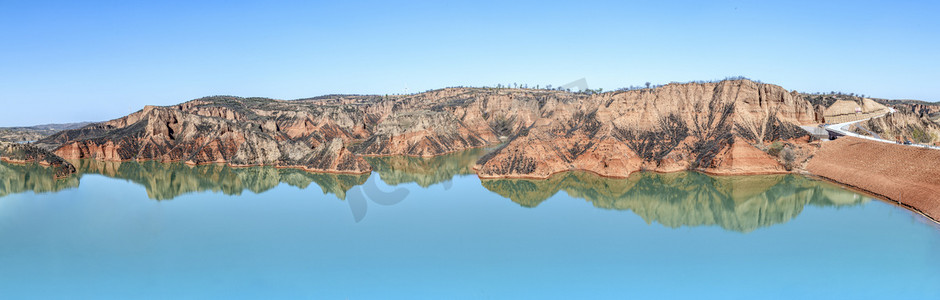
[38,79,816,177]
[475,80,814,178]
[41,105,371,174]
[854,106,940,145]
[37,87,551,173]
[350,110,489,156]
[0,142,76,178]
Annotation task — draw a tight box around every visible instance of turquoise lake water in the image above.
[0,156,938,299]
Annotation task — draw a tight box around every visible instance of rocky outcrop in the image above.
[278,138,372,173]
[475,80,813,179]
[37,79,816,178]
[822,98,890,124]
[350,110,491,157]
[853,108,940,145]
[704,137,789,175]
[42,105,370,174]
[0,142,76,178]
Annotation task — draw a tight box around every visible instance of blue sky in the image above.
[1,0,938,126]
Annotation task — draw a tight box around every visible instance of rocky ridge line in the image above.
[35,79,817,177]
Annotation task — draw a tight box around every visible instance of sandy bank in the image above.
[807,137,940,222]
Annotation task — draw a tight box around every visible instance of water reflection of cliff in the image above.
[365,148,487,187]
[0,162,80,198]
[0,147,488,200]
[0,160,369,200]
[1,153,872,233]
[481,171,869,232]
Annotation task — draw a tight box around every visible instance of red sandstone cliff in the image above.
[37,79,815,177]
[0,142,76,178]
[475,80,812,178]
[43,105,371,174]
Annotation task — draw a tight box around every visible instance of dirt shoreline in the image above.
[807,173,939,224]
[807,137,940,224]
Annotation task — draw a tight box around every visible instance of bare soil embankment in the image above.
[806,137,940,222]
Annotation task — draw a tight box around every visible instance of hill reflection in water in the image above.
[364,147,487,187]
[0,160,369,200]
[481,171,869,232]
[0,161,81,198]
[1,152,871,232]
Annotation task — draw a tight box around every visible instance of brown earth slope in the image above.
[806,137,940,221]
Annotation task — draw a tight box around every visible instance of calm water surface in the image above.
[0,152,938,299]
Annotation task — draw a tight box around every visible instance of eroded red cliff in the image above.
[38,79,815,177]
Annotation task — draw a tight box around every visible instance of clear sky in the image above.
[1,0,938,126]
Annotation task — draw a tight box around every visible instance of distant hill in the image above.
[6,122,93,132]
[0,122,93,142]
